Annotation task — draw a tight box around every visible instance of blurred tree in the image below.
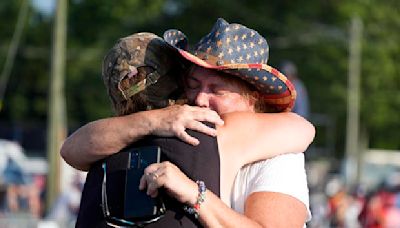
[0,0,52,124]
[339,0,400,150]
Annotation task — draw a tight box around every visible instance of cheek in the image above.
[208,98,228,113]
[210,94,250,114]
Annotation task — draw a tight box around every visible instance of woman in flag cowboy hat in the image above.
[152,17,311,227]
[63,19,314,227]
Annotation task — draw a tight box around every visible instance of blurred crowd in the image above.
[0,139,84,228]
[308,171,400,228]
[2,141,400,228]
[0,140,43,218]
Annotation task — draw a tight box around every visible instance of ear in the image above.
[248,91,259,107]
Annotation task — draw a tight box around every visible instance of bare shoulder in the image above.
[217,112,261,146]
[220,111,312,138]
[244,192,308,227]
[217,112,314,167]
[221,111,306,127]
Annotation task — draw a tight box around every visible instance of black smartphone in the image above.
[123,146,163,219]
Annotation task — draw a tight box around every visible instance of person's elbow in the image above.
[290,112,316,152]
[300,116,315,152]
[60,139,90,172]
[60,138,68,157]
[59,139,70,164]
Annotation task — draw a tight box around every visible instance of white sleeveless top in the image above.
[231,153,311,222]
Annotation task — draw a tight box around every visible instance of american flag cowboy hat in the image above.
[163,18,296,112]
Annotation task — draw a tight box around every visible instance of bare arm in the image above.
[198,156,308,228]
[60,111,151,171]
[140,161,307,228]
[197,192,306,227]
[60,105,224,171]
[240,154,309,227]
[217,112,315,168]
[243,192,307,228]
[139,161,264,227]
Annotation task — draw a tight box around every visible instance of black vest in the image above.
[76,128,220,228]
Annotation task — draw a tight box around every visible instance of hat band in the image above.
[263,95,294,105]
[119,71,161,99]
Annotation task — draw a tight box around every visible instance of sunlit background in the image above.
[0,0,399,227]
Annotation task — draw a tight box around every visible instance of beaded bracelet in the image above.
[183,180,206,219]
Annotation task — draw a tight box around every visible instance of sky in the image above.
[30,0,56,16]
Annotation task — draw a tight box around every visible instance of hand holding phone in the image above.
[102,145,165,226]
[124,146,164,219]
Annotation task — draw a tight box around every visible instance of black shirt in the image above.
[76,128,220,228]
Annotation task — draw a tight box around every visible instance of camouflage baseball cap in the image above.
[102,32,185,114]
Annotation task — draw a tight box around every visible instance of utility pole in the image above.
[46,0,67,211]
[345,16,363,188]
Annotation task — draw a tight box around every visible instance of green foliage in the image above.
[338,0,400,149]
[66,0,167,125]
[0,0,399,154]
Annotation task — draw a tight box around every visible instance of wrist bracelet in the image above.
[183,180,206,219]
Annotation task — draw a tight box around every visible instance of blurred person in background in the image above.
[46,172,84,226]
[359,173,400,228]
[325,175,364,227]
[3,157,26,214]
[279,60,310,119]
[359,185,389,227]
[30,174,46,218]
[0,139,42,219]
[326,176,348,227]
[0,140,29,214]
[62,18,315,227]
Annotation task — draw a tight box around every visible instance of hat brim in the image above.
[175,48,296,112]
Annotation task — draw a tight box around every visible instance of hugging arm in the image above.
[218,111,315,169]
[61,109,313,171]
[60,105,223,171]
[61,111,151,171]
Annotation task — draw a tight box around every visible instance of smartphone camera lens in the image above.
[130,152,140,169]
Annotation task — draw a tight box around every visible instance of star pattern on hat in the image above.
[191,25,270,66]
[163,18,296,112]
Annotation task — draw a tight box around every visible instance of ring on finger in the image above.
[148,172,159,179]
